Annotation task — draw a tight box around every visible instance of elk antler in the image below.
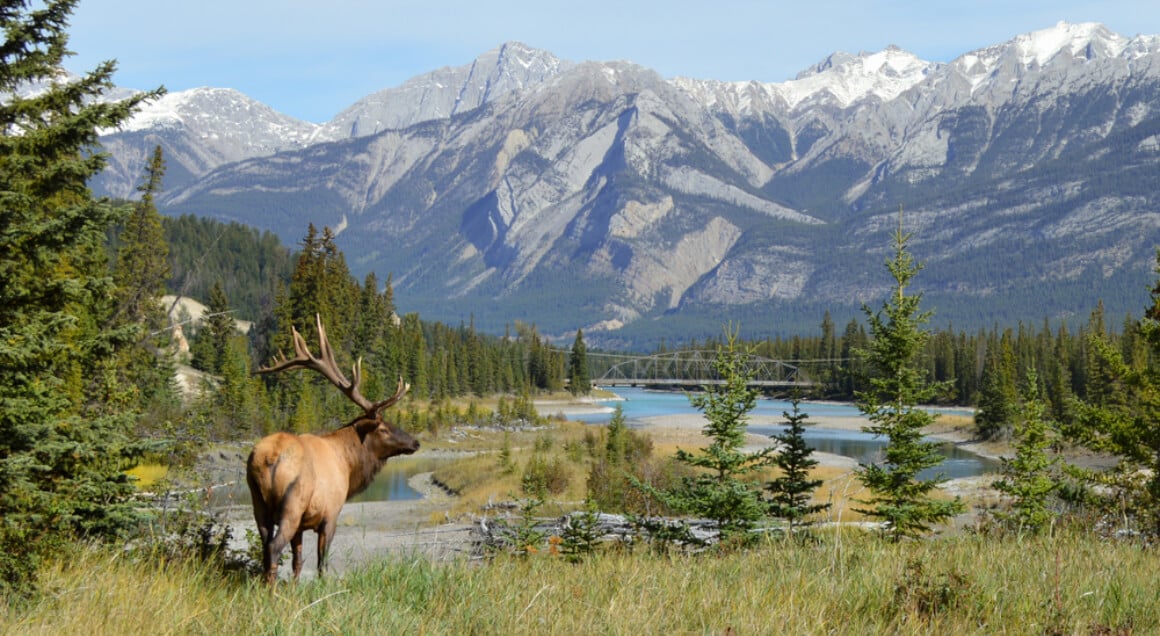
[258,314,407,414]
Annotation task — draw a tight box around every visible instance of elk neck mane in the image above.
[325,424,386,498]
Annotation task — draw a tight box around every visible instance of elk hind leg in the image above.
[263,519,300,584]
[316,520,335,578]
[291,531,305,580]
[249,487,279,582]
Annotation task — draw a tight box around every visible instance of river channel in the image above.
[575,386,996,480]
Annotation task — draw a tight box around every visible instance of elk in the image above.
[246,314,419,584]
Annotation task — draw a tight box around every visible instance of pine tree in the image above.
[189,280,235,373]
[568,328,591,396]
[992,369,1058,533]
[661,329,771,544]
[853,210,964,540]
[765,397,830,532]
[605,403,628,463]
[114,145,170,327]
[0,0,163,594]
[1063,252,1160,533]
[111,144,175,404]
[975,334,1018,441]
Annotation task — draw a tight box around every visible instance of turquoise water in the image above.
[577,386,995,479]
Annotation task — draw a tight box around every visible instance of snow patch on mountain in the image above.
[120,88,320,143]
[950,22,1160,95]
[671,46,937,116]
[1014,22,1124,66]
[777,46,937,108]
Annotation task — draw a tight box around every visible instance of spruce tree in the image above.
[765,397,830,531]
[992,369,1058,533]
[662,329,770,544]
[1064,252,1160,533]
[568,328,591,396]
[111,144,175,404]
[605,403,628,463]
[975,335,1018,441]
[853,211,964,540]
[190,280,235,373]
[0,0,162,593]
[114,145,170,326]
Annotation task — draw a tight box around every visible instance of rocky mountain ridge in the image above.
[87,22,1160,344]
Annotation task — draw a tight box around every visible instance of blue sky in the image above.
[67,1,1160,123]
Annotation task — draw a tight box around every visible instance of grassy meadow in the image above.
[7,403,1153,634]
[3,528,1157,634]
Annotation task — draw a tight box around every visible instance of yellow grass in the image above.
[431,420,594,516]
[7,529,1160,635]
[125,463,169,488]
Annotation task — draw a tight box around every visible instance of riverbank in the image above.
[627,409,996,468]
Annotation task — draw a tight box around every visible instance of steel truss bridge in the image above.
[587,351,832,388]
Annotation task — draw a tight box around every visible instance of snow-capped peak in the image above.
[948,22,1150,95]
[669,46,936,116]
[115,87,321,147]
[776,46,937,108]
[1012,21,1124,66]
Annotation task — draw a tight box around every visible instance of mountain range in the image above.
[88,22,1160,345]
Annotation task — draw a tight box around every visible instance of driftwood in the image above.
[469,510,723,556]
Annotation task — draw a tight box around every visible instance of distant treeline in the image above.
[743,302,1133,419]
[160,213,1143,423]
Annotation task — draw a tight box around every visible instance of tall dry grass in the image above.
[5,528,1157,635]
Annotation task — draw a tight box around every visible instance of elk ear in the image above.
[353,417,380,437]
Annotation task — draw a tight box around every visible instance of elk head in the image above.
[257,314,419,459]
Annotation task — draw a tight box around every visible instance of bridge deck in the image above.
[597,378,815,388]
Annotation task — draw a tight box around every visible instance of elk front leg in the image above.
[316,520,335,578]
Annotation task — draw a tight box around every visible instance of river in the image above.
[574,386,996,479]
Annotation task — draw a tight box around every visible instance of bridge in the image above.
[587,351,831,388]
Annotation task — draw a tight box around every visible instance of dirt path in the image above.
[220,472,475,581]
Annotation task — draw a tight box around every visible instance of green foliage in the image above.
[509,496,547,557]
[974,332,1019,440]
[587,404,676,515]
[854,213,964,540]
[559,502,603,563]
[521,454,569,498]
[161,213,292,324]
[188,280,235,373]
[992,369,1059,533]
[0,0,163,597]
[108,146,177,409]
[659,329,771,543]
[568,328,591,395]
[1061,253,1160,533]
[497,430,515,474]
[605,403,629,463]
[765,397,830,531]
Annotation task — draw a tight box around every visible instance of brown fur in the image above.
[246,415,418,583]
[246,315,417,584]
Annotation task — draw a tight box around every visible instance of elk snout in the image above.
[399,432,420,455]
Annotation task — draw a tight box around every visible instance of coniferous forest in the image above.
[8,3,1160,631]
